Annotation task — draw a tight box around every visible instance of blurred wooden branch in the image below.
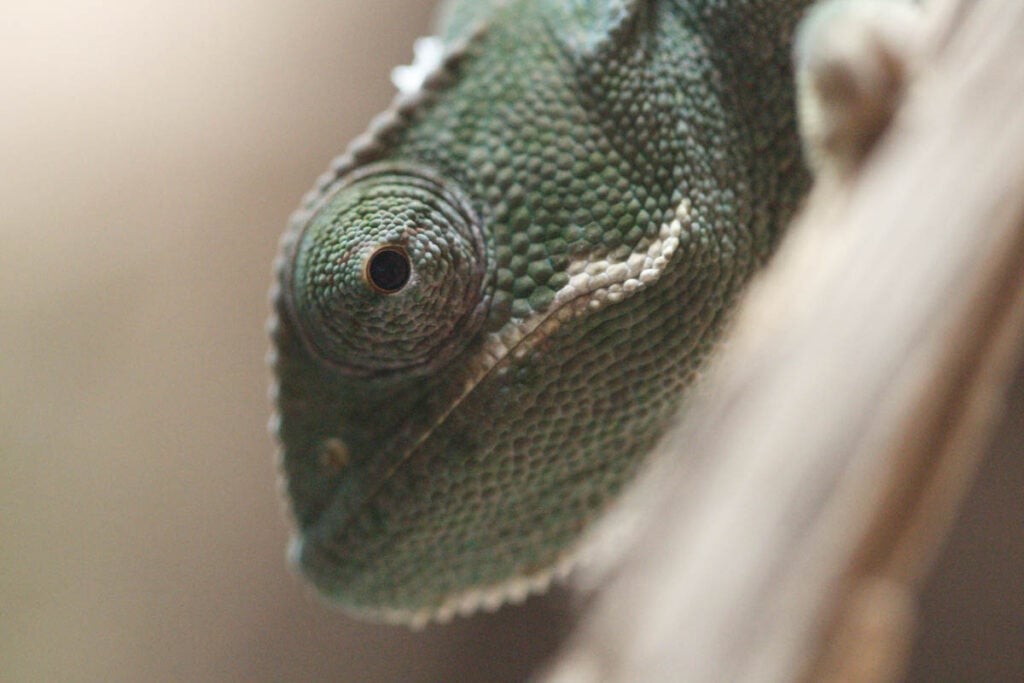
[544,0,1024,681]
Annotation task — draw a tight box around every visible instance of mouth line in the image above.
[307,200,689,555]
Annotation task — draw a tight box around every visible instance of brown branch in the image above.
[543,0,1024,681]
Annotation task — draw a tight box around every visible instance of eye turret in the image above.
[286,166,486,376]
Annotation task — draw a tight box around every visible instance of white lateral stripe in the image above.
[484,197,690,362]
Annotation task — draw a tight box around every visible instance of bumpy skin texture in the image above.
[270,0,813,622]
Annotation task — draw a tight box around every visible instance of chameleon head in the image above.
[286,165,487,377]
[270,0,809,624]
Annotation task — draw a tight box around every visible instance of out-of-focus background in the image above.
[1,2,1020,682]
[0,3,574,681]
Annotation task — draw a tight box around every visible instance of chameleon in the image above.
[269,0,918,625]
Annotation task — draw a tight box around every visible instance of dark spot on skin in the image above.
[318,438,350,471]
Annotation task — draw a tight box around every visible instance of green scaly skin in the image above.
[270,0,814,623]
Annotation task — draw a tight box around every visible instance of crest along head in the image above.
[285,164,487,377]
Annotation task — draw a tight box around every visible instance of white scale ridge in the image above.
[485,197,690,363]
[392,36,446,95]
[557,198,688,310]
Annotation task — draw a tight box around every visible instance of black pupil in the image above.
[368,248,411,293]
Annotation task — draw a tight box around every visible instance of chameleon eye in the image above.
[365,246,411,294]
[286,165,486,376]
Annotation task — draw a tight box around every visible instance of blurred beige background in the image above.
[0,3,573,681]
[1,2,1020,682]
